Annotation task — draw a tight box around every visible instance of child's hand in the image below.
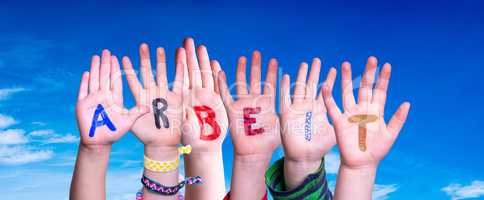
[76,50,148,147]
[122,44,184,149]
[181,38,228,152]
[279,59,336,189]
[322,57,410,169]
[218,51,280,200]
[218,51,280,157]
[280,59,336,163]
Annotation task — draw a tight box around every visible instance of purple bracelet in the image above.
[141,175,202,196]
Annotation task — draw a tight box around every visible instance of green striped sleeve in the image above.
[265,157,333,200]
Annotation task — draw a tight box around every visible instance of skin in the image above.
[181,38,228,200]
[122,43,185,200]
[70,50,148,200]
[322,57,411,200]
[217,51,280,200]
[279,58,336,190]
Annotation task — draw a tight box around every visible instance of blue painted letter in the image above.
[89,104,117,137]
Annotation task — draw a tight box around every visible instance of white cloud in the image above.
[442,180,484,200]
[0,145,53,165]
[42,134,79,144]
[373,184,398,200]
[0,114,17,129]
[0,87,26,100]
[30,129,56,136]
[0,129,28,144]
[325,151,340,174]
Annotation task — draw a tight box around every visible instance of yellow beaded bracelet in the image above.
[143,145,192,173]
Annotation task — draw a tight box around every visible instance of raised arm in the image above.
[217,51,280,200]
[70,50,147,200]
[181,38,228,200]
[122,43,185,200]
[273,59,335,199]
[322,57,410,200]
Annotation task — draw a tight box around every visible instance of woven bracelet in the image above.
[141,175,202,196]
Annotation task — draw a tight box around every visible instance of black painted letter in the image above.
[152,98,169,129]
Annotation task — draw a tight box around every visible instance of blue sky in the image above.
[0,0,483,199]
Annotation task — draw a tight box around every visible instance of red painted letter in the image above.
[194,105,221,140]
[243,107,265,136]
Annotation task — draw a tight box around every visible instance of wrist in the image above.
[79,143,112,155]
[339,163,378,180]
[340,162,379,172]
[284,158,321,175]
[186,149,223,161]
[283,158,322,190]
[144,145,179,161]
[234,154,271,164]
[233,154,271,173]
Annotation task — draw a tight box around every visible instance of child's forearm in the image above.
[70,144,111,200]
[184,151,225,200]
[334,165,377,200]
[230,154,270,200]
[142,146,180,200]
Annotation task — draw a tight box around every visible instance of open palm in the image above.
[76,50,147,146]
[322,57,410,168]
[218,51,280,156]
[181,38,228,152]
[122,44,184,147]
[280,58,336,162]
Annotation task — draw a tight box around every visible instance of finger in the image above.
[173,48,186,94]
[280,74,291,113]
[264,58,278,101]
[211,60,222,93]
[184,38,202,88]
[89,55,100,93]
[236,56,248,96]
[122,56,143,104]
[218,70,233,106]
[78,72,90,100]
[156,47,168,91]
[372,63,392,114]
[250,50,262,95]
[306,58,321,100]
[322,68,342,119]
[197,45,214,89]
[358,56,378,104]
[111,56,123,105]
[139,43,156,89]
[293,62,309,103]
[179,47,190,91]
[99,49,111,91]
[341,61,356,111]
[387,102,411,139]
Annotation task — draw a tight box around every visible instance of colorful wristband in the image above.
[141,175,202,196]
[143,145,192,173]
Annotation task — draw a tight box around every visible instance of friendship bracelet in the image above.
[143,145,192,173]
[141,175,202,196]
